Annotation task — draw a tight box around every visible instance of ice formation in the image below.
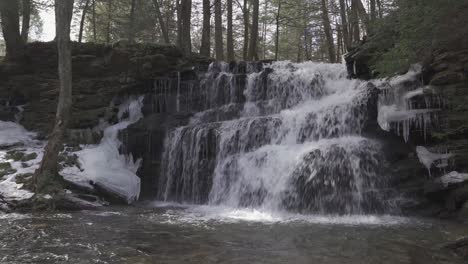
[416,146,453,175]
[62,96,144,203]
[0,121,40,201]
[375,64,442,142]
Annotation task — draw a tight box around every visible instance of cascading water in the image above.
[158,61,394,215]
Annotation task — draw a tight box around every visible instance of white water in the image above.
[159,62,392,215]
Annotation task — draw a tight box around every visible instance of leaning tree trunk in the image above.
[227,0,235,61]
[199,0,211,57]
[21,0,31,43]
[78,0,91,43]
[214,0,223,61]
[0,0,24,61]
[152,0,170,44]
[247,0,259,61]
[34,0,74,194]
[320,0,336,63]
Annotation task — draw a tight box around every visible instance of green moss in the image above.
[0,162,17,177]
[5,150,38,163]
[21,152,37,162]
[15,173,34,187]
[5,150,25,161]
[58,153,80,169]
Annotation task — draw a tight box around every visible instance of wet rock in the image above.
[430,71,465,85]
[66,129,102,145]
[0,162,16,177]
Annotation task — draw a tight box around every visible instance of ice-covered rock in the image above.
[62,96,144,203]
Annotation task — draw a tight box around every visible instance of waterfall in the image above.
[158,61,394,215]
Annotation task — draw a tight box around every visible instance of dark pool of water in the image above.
[0,204,467,264]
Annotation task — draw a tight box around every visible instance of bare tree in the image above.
[78,0,91,43]
[247,0,259,61]
[106,0,112,43]
[92,0,97,42]
[0,0,24,60]
[370,0,376,22]
[350,0,360,43]
[152,0,170,44]
[21,0,31,43]
[179,0,192,55]
[320,0,336,63]
[34,0,74,194]
[227,0,235,61]
[214,0,223,60]
[274,0,281,60]
[242,0,249,60]
[199,0,211,56]
[338,0,350,50]
[355,0,369,35]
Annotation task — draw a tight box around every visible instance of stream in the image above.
[1,204,466,264]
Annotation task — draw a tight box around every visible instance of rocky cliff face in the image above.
[0,42,204,138]
[0,42,212,204]
[344,4,468,219]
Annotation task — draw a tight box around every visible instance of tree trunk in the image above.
[176,0,182,48]
[199,0,211,57]
[128,0,137,43]
[21,0,31,43]
[179,0,192,55]
[226,0,235,61]
[92,0,97,42]
[351,0,360,43]
[214,0,223,61]
[153,0,170,44]
[247,0,259,61]
[338,0,350,50]
[106,0,112,44]
[34,0,74,194]
[78,0,90,43]
[355,0,369,35]
[0,0,24,60]
[370,0,376,22]
[376,0,383,18]
[336,23,342,62]
[242,0,249,61]
[320,0,336,63]
[274,1,281,61]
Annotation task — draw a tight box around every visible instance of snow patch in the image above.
[0,121,36,147]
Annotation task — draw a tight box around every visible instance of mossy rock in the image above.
[58,153,80,170]
[5,150,25,161]
[5,151,38,162]
[15,173,34,188]
[0,162,17,177]
[22,152,37,162]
